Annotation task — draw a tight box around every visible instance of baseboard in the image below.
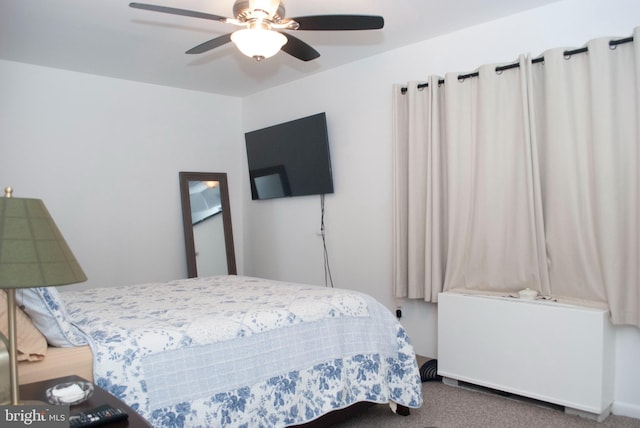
[565,405,610,423]
[612,401,640,419]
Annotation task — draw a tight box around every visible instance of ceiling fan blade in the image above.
[186,33,233,54]
[281,33,320,61]
[129,3,228,22]
[291,15,384,31]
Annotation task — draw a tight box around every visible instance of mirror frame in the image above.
[179,171,237,277]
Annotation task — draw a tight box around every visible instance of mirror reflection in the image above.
[179,172,236,277]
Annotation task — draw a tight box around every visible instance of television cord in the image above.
[320,194,334,287]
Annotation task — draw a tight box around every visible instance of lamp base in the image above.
[1,335,46,406]
[0,332,9,405]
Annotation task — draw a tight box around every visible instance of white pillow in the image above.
[15,287,88,347]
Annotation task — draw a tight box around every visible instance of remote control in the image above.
[69,404,128,427]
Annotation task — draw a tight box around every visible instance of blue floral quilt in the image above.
[62,276,423,427]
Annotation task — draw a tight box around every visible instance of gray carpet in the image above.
[332,382,640,428]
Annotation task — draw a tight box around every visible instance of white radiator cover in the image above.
[437,292,614,418]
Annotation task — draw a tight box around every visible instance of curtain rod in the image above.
[400,36,634,94]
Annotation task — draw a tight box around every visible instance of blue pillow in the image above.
[15,287,87,347]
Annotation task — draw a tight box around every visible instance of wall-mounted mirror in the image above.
[179,172,236,277]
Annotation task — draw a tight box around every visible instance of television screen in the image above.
[245,112,334,200]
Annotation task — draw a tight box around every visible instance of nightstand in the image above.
[19,375,152,428]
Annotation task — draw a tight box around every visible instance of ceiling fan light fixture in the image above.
[130,2,385,61]
[231,28,287,61]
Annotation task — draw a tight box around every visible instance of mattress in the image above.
[18,345,93,385]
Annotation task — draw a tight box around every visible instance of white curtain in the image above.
[393,28,640,327]
[531,28,640,326]
[393,76,446,301]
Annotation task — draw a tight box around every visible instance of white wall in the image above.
[0,60,245,289]
[241,0,640,418]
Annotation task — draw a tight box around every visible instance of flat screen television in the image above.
[245,112,334,200]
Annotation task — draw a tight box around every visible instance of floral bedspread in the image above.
[62,276,423,427]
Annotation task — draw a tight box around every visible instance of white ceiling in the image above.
[0,0,561,97]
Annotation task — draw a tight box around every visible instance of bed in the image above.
[16,275,423,427]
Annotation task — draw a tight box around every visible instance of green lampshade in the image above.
[0,190,87,289]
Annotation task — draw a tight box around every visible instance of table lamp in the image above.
[0,187,87,405]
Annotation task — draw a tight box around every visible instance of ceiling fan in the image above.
[129,0,384,61]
